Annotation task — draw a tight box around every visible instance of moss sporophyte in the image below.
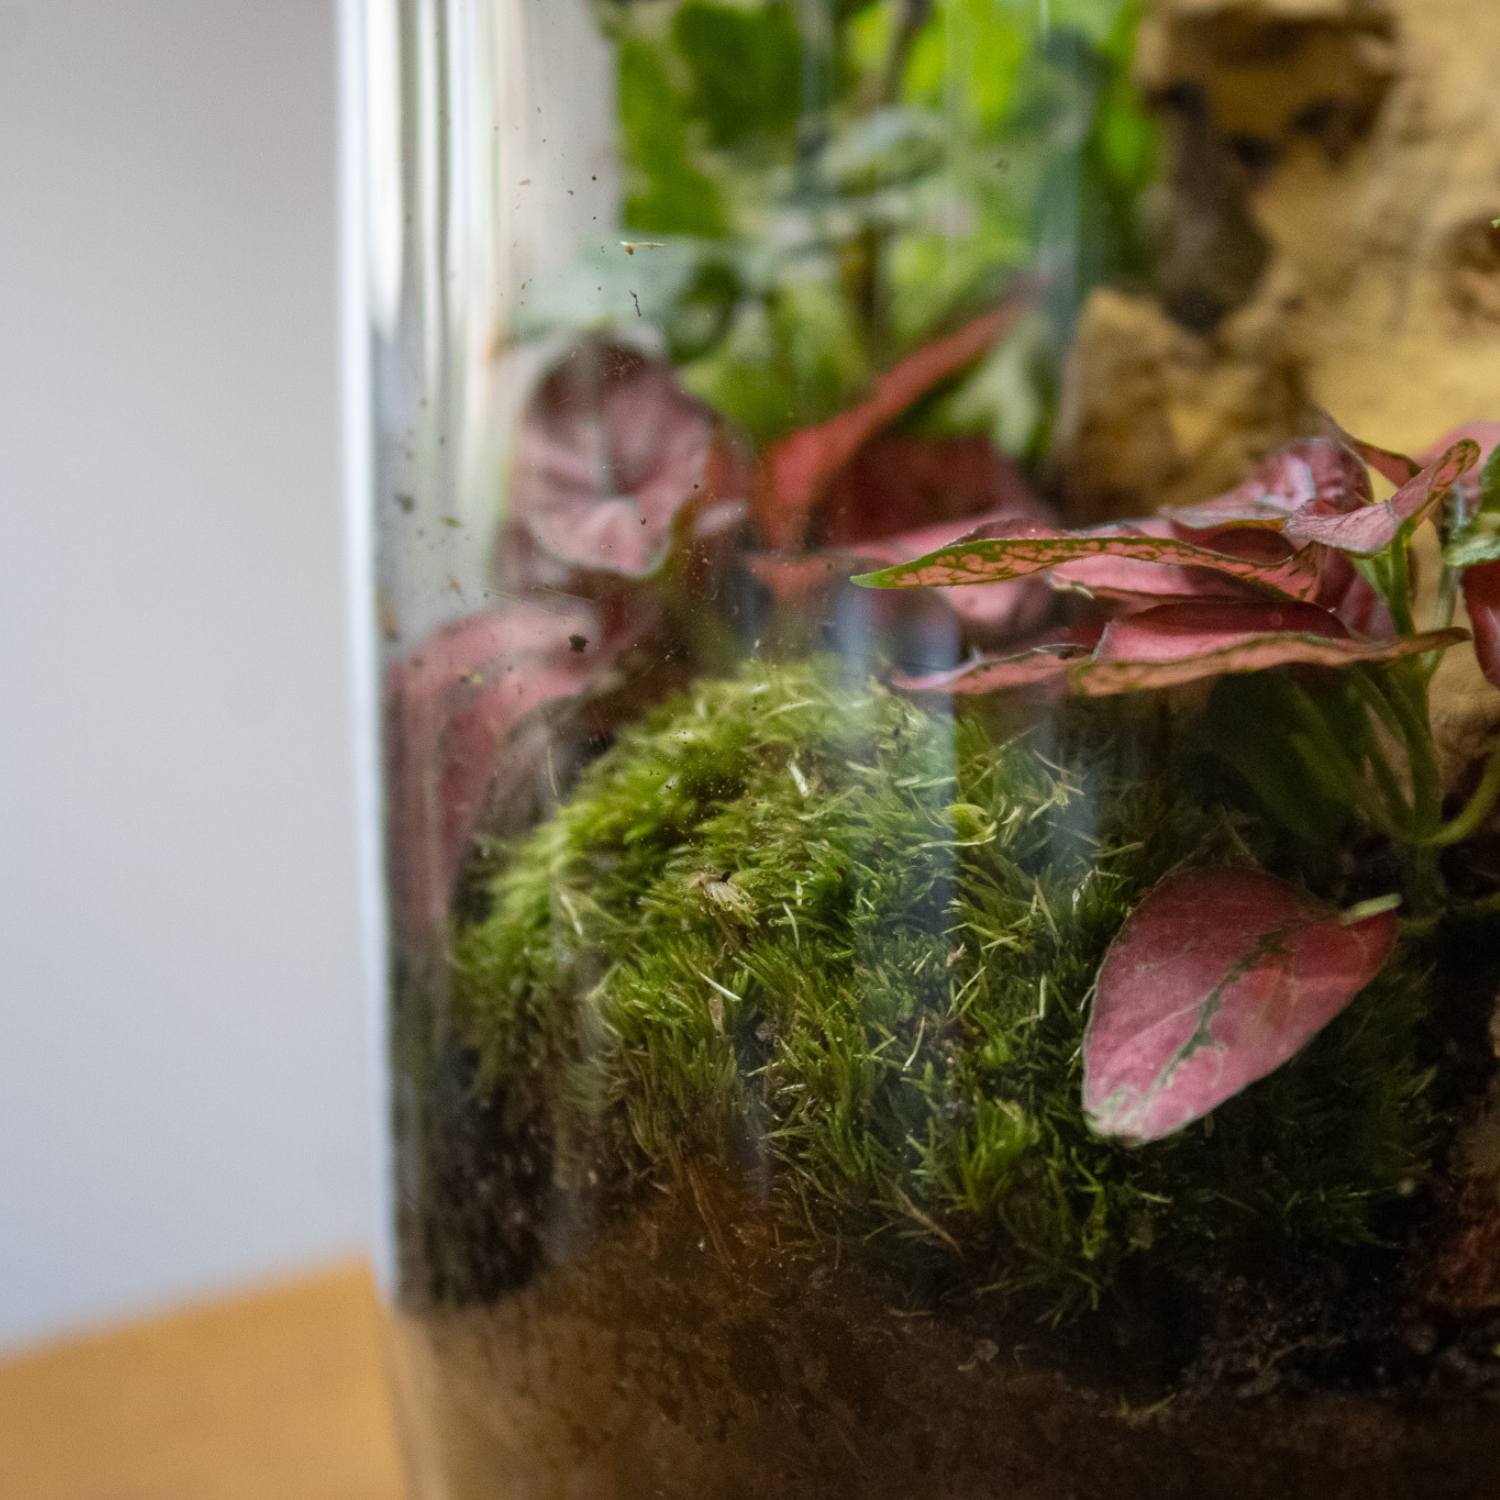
[450,662,1431,1316]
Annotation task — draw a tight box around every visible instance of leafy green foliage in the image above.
[452,662,1430,1313]
[617,38,729,237]
[542,1,1157,453]
[671,3,804,151]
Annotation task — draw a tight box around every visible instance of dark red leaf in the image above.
[755,296,1032,550]
[384,602,604,932]
[1315,549,1393,639]
[815,433,1044,548]
[1083,869,1399,1143]
[853,509,1052,639]
[1463,560,1500,690]
[1420,422,1500,511]
[1074,601,1464,696]
[1284,440,1479,556]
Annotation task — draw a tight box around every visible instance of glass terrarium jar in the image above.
[347,2,1500,1495]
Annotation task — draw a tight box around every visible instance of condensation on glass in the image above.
[351,2,1500,1495]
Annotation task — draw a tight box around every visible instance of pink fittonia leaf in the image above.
[1083,869,1399,1143]
[851,519,1322,601]
[506,340,745,585]
[1283,440,1479,556]
[755,296,1032,551]
[1166,439,1370,532]
[1074,601,1465,696]
[384,602,604,932]
[1463,561,1500,690]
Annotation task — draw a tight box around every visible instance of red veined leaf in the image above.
[384,602,607,932]
[1073,600,1465,696]
[754,294,1033,550]
[1284,440,1479,556]
[851,519,1322,601]
[1083,868,1399,1143]
[504,340,746,587]
[1166,438,1370,532]
[1463,560,1500,690]
[890,635,1099,695]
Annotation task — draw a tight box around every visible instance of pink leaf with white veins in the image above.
[506,341,743,586]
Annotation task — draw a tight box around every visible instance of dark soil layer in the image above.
[392,1180,1500,1500]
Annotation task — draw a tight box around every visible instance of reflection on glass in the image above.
[355,3,1500,1495]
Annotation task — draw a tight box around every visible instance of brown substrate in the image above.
[390,1183,1500,1500]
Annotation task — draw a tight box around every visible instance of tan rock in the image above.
[1052,282,1302,523]
[1058,0,1500,776]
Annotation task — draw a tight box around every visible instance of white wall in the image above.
[0,0,369,1348]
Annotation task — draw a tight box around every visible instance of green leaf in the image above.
[617,38,730,237]
[1444,516,1500,570]
[1479,439,1500,514]
[819,106,948,196]
[672,2,803,151]
[679,280,870,442]
[904,0,1026,126]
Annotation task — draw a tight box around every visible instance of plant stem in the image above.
[1426,739,1500,847]
[1283,681,1404,838]
[1390,664,1441,833]
[1346,668,1414,830]
[847,1,935,355]
[1387,659,1445,905]
[879,0,933,106]
[1386,540,1418,638]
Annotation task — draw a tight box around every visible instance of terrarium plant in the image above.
[368,1,1500,1495]
[385,405,1500,1497]
[854,422,1500,1138]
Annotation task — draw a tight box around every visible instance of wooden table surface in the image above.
[0,1262,406,1499]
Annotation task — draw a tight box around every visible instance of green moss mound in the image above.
[452,661,1430,1313]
